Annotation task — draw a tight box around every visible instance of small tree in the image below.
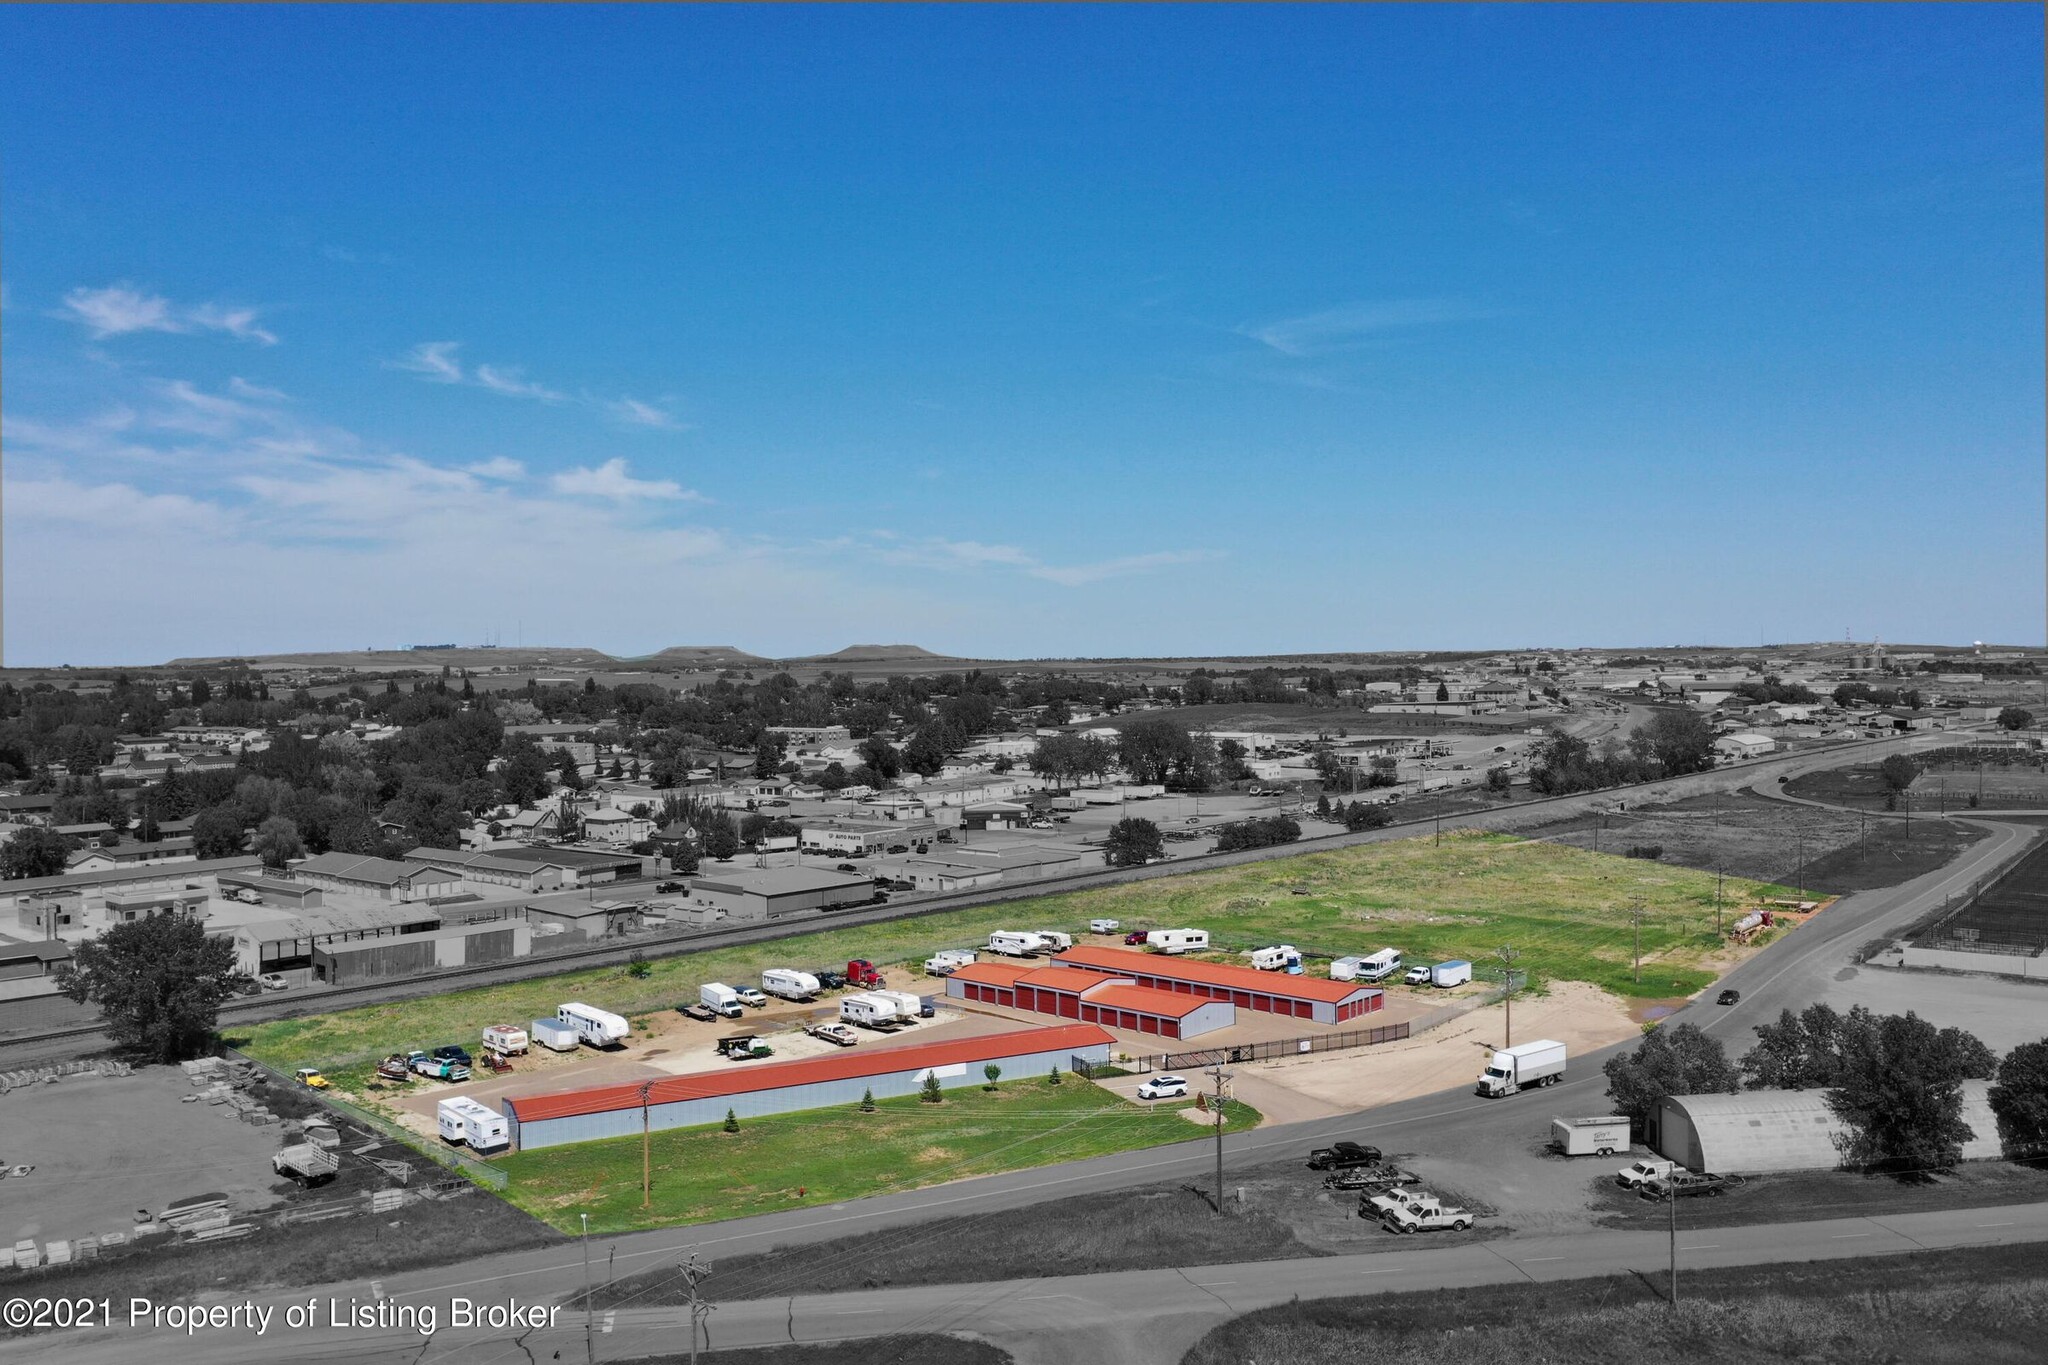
[1878,753,1921,795]
[1048,1063,1062,1086]
[1988,1039,2048,1160]
[920,1069,944,1103]
[625,950,651,980]
[983,1063,1002,1091]
[1997,706,2034,732]
[1103,817,1164,868]
[723,1107,740,1133]
[859,1086,877,1113]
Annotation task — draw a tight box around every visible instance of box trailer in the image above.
[840,992,901,1028]
[1477,1039,1568,1097]
[1552,1115,1631,1157]
[1147,929,1211,955]
[1431,960,1473,989]
[531,1018,579,1052]
[556,1002,630,1049]
[760,969,820,1002]
[482,1024,529,1056]
[437,1097,511,1152]
[1329,955,1367,981]
[699,983,744,1018]
[1355,948,1404,982]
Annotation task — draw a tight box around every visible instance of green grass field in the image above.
[241,832,1789,1073]
[496,1077,1259,1235]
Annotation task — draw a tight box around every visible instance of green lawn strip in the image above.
[496,1078,1259,1235]
[242,833,1789,1072]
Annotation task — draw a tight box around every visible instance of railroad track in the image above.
[0,730,1932,1056]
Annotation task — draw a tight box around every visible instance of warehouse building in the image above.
[946,961,1236,1039]
[308,918,531,986]
[483,844,644,887]
[800,817,937,856]
[291,852,463,903]
[1651,1084,2003,1174]
[503,1023,1114,1151]
[404,846,566,893]
[685,866,874,920]
[1051,945,1383,1024]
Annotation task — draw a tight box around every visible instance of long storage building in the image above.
[945,962,1236,1040]
[503,1023,1114,1151]
[1050,945,1383,1023]
[1652,1083,2003,1174]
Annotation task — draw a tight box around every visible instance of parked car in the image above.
[1364,1187,1441,1220]
[1615,1159,1677,1189]
[815,969,848,990]
[837,863,859,873]
[1640,1171,1739,1200]
[735,987,768,1008]
[1718,988,1741,1005]
[232,975,263,997]
[1136,1074,1189,1101]
[1123,930,1150,945]
[764,799,790,807]
[293,1067,331,1090]
[258,973,290,992]
[678,1002,718,1022]
[431,1044,474,1066]
[1307,1141,1384,1171]
[1382,1204,1474,1234]
[887,844,909,854]
[656,881,686,893]
[375,1055,412,1082]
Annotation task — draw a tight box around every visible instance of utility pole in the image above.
[1434,814,1441,848]
[1630,895,1647,985]
[678,1249,715,1365]
[1714,865,1723,936]
[1667,1180,1678,1304]
[580,1212,593,1365]
[1495,944,1521,1047]
[1205,1063,1233,1214]
[640,1080,655,1209]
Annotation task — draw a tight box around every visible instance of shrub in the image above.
[920,1070,944,1104]
[858,1086,876,1113]
[1625,845,1663,861]
[723,1108,740,1134]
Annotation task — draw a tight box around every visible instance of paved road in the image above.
[15,1199,2048,1365]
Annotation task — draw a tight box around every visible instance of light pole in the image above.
[580,1212,593,1364]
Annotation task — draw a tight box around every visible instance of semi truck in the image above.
[1552,1114,1630,1157]
[1476,1039,1568,1097]
[556,1002,630,1049]
[760,969,821,1002]
[1147,928,1211,955]
[699,984,744,1019]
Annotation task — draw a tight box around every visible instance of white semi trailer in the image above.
[1477,1040,1568,1097]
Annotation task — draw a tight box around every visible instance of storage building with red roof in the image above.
[945,961,1236,1040]
[1050,945,1382,1024]
[501,1023,1114,1151]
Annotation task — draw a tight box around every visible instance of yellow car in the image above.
[294,1067,331,1090]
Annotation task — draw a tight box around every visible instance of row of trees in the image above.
[1526,710,1717,796]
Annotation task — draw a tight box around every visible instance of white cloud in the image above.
[392,341,465,383]
[549,458,697,502]
[608,397,683,430]
[868,537,1215,587]
[1245,299,1492,357]
[464,456,526,480]
[474,364,565,402]
[1028,550,1218,587]
[58,284,277,344]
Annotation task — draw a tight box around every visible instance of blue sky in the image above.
[3,4,2040,665]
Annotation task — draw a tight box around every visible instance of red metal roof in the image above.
[1013,966,1119,993]
[1073,981,1213,1018]
[1054,945,1376,1005]
[505,1023,1114,1123]
[947,961,1035,989]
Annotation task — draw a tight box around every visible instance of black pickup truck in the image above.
[1306,1141,1384,1171]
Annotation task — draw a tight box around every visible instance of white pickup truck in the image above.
[1383,1203,1475,1234]
[1615,1158,1677,1189]
[1363,1188,1442,1220]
